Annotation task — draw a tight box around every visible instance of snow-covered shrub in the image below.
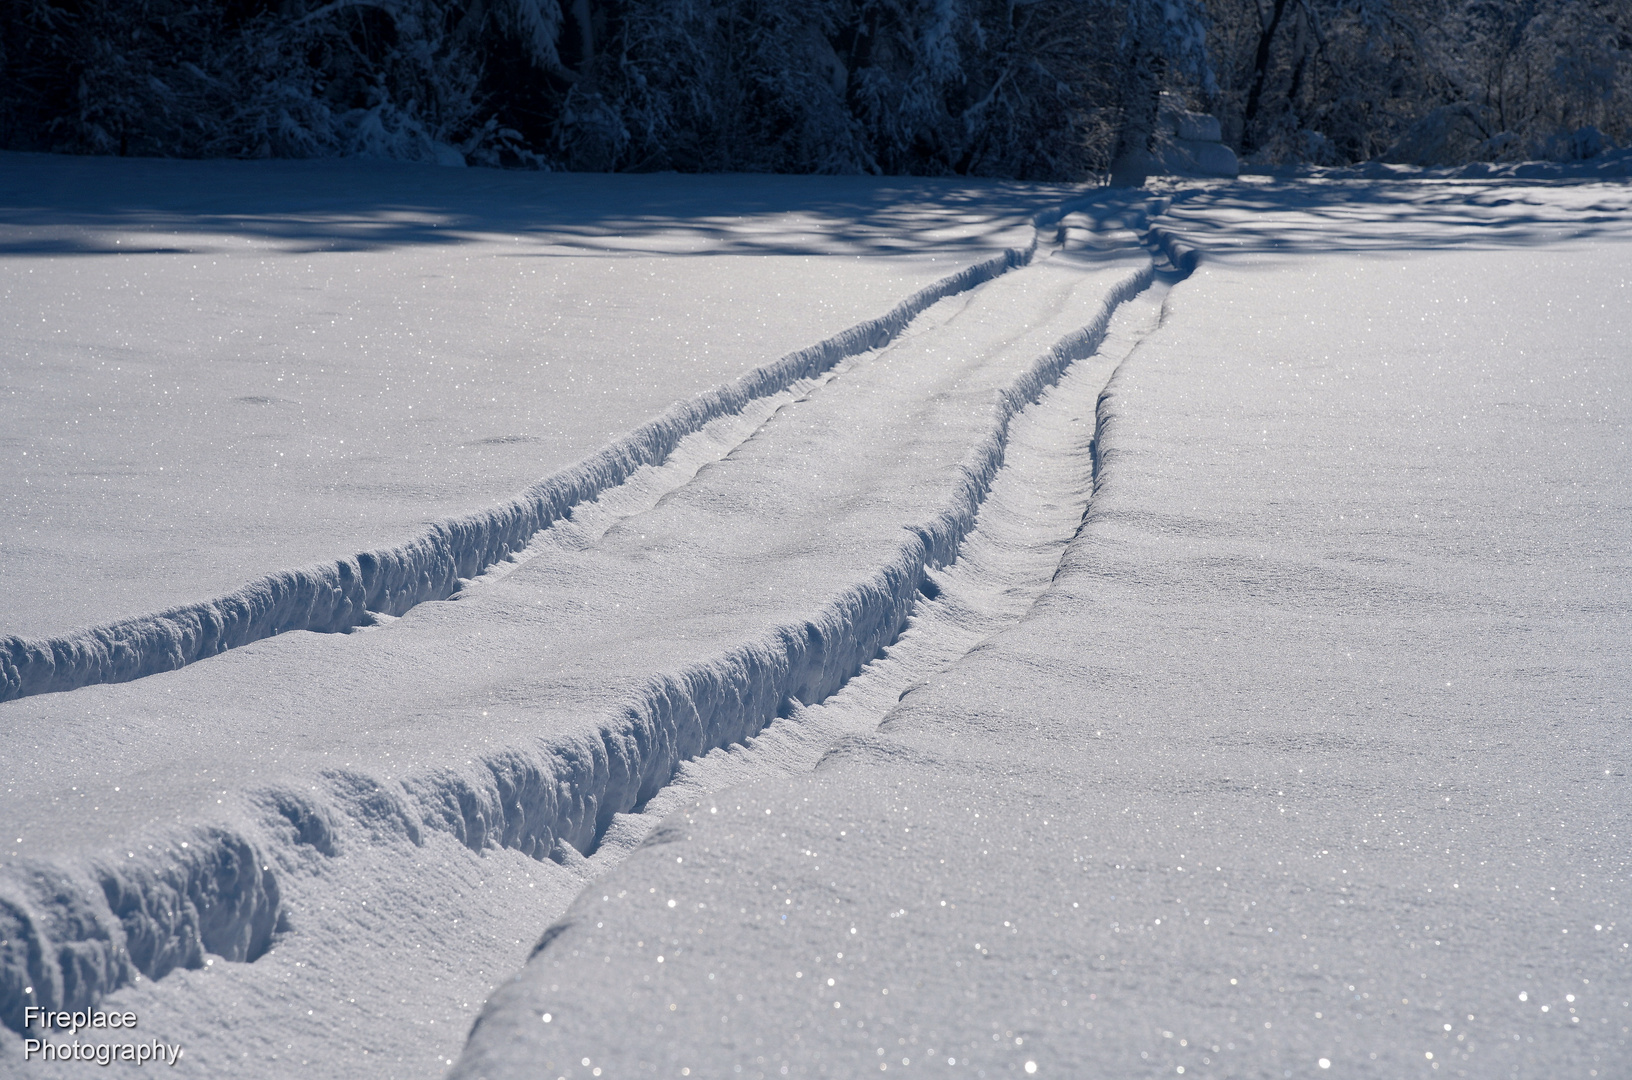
[1203,0,1632,168]
[1441,0,1632,160]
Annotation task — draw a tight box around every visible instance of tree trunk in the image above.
[571,0,595,70]
[1242,0,1290,152]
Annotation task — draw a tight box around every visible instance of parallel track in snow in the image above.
[580,260,1181,878]
[0,199,1090,703]
[0,200,1197,1052]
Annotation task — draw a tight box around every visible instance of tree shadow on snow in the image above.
[0,151,1092,261]
[1163,176,1632,260]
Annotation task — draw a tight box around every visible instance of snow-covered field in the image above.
[2,154,1628,1080]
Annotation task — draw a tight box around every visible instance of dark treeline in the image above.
[1,0,1627,177]
[1210,0,1632,165]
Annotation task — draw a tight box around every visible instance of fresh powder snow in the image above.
[2,155,1628,1080]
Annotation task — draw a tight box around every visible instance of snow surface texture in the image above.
[453,179,1632,1079]
[1,157,1187,1074]
[1304,147,1632,183]
[0,155,1081,695]
[2,163,1628,1080]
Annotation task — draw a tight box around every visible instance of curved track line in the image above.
[0,197,1099,702]
[0,201,1184,1042]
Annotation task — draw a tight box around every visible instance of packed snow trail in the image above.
[0,204,1172,1075]
[454,179,1632,1079]
[579,259,1176,875]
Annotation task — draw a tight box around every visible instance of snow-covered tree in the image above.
[1108,0,1215,183]
[1203,0,1632,167]
[0,0,1224,178]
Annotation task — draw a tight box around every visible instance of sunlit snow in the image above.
[2,153,1629,1079]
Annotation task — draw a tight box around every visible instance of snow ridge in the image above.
[1,830,284,1031]
[450,249,1180,1077]
[402,255,1158,865]
[0,197,1094,703]
[0,201,1171,1038]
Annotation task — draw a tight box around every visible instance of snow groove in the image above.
[0,197,1097,703]
[0,201,1178,1038]
[401,254,1159,871]
[1093,195,1200,275]
[454,230,1185,1072]
[1,832,283,1031]
[576,260,1181,870]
